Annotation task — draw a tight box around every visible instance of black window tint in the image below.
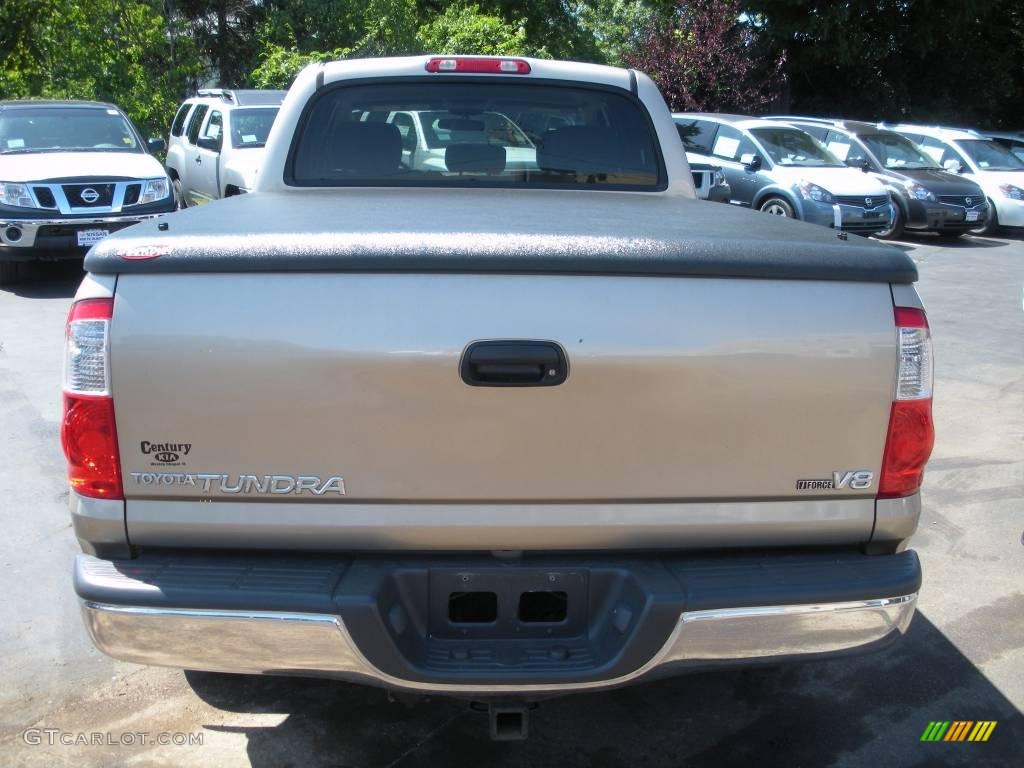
[799,125,829,141]
[290,82,663,190]
[170,104,192,137]
[185,105,208,144]
[389,112,418,152]
[1000,139,1024,163]
[674,119,717,152]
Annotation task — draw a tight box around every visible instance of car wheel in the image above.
[172,178,185,210]
[874,204,905,240]
[969,199,998,235]
[0,260,22,286]
[759,197,795,218]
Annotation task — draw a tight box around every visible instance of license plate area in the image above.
[966,211,981,222]
[429,568,588,639]
[76,229,108,246]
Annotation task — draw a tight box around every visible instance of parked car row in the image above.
[2,84,1022,285]
[673,113,1024,240]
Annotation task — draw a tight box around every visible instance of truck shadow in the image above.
[185,611,1022,768]
[0,259,82,298]
[891,233,1010,249]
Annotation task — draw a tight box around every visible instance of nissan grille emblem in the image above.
[965,197,973,205]
[80,188,100,204]
[864,197,873,207]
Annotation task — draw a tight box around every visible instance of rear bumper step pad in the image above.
[76,549,920,694]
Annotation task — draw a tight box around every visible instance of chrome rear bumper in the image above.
[81,593,917,695]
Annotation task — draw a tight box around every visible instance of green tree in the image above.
[417,3,532,55]
[576,0,660,64]
[0,0,199,138]
[251,44,348,89]
[741,0,1024,127]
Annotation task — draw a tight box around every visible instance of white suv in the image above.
[165,89,285,207]
[887,124,1024,235]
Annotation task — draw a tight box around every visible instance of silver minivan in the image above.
[674,113,894,235]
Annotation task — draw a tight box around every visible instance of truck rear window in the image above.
[288,82,663,190]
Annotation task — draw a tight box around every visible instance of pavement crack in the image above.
[378,710,466,768]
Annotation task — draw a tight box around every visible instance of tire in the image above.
[874,203,905,240]
[0,260,22,286]
[759,197,795,218]
[172,178,185,210]
[969,199,998,236]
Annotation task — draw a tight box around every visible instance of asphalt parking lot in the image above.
[0,230,1021,767]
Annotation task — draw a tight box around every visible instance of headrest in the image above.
[537,127,627,175]
[445,144,506,174]
[327,122,402,177]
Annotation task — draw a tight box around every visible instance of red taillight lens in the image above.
[62,298,122,499]
[61,394,123,498]
[878,399,934,498]
[425,57,531,74]
[878,305,934,498]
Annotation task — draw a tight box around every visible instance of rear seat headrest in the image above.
[326,122,402,177]
[537,126,631,175]
[445,144,507,174]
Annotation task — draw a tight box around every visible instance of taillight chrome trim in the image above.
[893,306,932,401]
[64,298,114,397]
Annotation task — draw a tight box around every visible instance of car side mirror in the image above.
[741,153,762,171]
[196,136,221,153]
[943,158,963,173]
[147,137,166,153]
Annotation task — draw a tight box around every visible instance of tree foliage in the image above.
[2,0,1022,139]
[623,0,785,113]
[418,3,532,56]
[0,0,198,138]
[742,0,1024,128]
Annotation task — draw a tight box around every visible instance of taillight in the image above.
[61,298,122,499]
[425,57,531,74]
[878,306,934,499]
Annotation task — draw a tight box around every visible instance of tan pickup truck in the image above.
[63,56,932,740]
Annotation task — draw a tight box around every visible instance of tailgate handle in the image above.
[461,341,568,387]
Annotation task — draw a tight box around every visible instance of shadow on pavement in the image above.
[0,260,83,298]
[893,234,1009,249]
[184,612,1022,768]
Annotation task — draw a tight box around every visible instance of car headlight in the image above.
[797,181,834,204]
[138,178,170,205]
[901,179,936,201]
[0,182,37,208]
[999,184,1024,200]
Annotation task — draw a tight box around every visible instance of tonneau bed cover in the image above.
[87,189,917,283]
